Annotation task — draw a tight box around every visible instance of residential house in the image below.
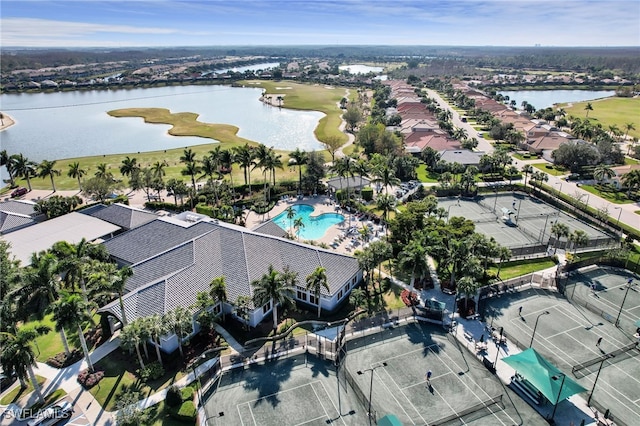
[0,199,44,235]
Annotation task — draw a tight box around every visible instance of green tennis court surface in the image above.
[484,278,640,426]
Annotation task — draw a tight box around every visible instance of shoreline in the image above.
[0,112,15,131]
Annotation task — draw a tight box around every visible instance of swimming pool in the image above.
[272,204,345,240]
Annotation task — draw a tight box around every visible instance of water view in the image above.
[272,204,345,240]
[497,89,615,110]
[206,62,282,75]
[0,85,325,180]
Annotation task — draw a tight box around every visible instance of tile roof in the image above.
[81,203,158,230]
[99,217,360,323]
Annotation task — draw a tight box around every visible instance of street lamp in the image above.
[555,181,563,198]
[357,362,387,424]
[529,311,550,348]
[588,354,615,406]
[614,278,634,327]
[613,206,623,236]
[549,373,566,423]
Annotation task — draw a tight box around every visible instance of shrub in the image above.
[77,369,104,389]
[137,361,165,382]
[181,386,195,401]
[47,349,82,368]
[165,385,182,407]
[361,187,373,201]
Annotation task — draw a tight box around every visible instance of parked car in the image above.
[10,187,28,198]
[27,400,73,426]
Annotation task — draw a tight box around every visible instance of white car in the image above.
[27,401,73,426]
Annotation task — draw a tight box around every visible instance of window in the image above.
[262,302,271,314]
[310,294,317,305]
[297,290,307,301]
[213,305,221,315]
[337,290,343,300]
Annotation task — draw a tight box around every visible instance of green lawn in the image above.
[578,184,636,204]
[0,375,47,405]
[560,97,640,140]
[531,163,567,176]
[89,349,186,411]
[488,258,556,281]
[416,164,439,183]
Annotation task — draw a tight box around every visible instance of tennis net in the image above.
[431,393,504,426]
[572,342,639,378]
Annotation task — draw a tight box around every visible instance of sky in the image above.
[1,0,639,48]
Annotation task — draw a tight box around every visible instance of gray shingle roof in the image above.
[99,217,359,323]
[0,211,35,234]
[81,203,158,230]
[252,220,288,237]
[0,199,39,217]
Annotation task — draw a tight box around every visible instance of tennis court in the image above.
[438,193,612,251]
[203,353,369,426]
[344,322,544,425]
[484,285,640,426]
[563,266,640,334]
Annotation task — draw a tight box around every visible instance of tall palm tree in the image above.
[219,149,236,196]
[94,162,112,180]
[456,276,479,313]
[151,160,168,179]
[233,143,256,194]
[372,161,400,195]
[251,265,294,331]
[90,265,132,327]
[165,306,193,358]
[569,229,588,254]
[51,291,95,372]
[181,160,201,194]
[376,193,396,230]
[209,276,228,322]
[0,241,21,334]
[0,326,50,404]
[200,154,219,184]
[253,144,271,201]
[522,164,533,190]
[551,222,570,253]
[67,161,87,191]
[621,169,640,198]
[120,320,145,370]
[306,267,329,318]
[11,154,37,191]
[293,216,304,240]
[496,246,512,278]
[0,150,16,187]
[289,148,308,195]
[37,160,61,192]
[331,156,356,201]
[584,102,593,118]
[144,314,168,366]
[285,206,296,237]
[398,240,429,290]
[53,238,109,304]
[119,156,139,179]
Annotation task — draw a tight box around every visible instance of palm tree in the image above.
[209,276,227,322]
[456,276,480,314]
[51,291,95,372]
[306,267,329,318]
[621,169,640,198]
[233,143,256,194]
[551,222,570,253]
[349,288,366,310]
[165,306,193,358]
[251,265,294,331]
[496,246,512,278]
[94,163,112,180]
[120,156,139,179]
[0,150,16,187]
[293,216,304,240]
[584,102,593,118]
[67,161,87,191]
[219,149,236,195]
[289,148,308,195]
[623,122,635,144]
[376,193,396,230]
[120,320,146,370]
[0,241,21,334]
[53,238,109,304]
[285,206,296,237]
[569,229,588,254]
[253,144,271,201]
[0,326,50,404]
[11,153,37,191]
[37,160,61,192]
[144,314,168,366]
[372,161,400,195]
[397,240,429,290]
[593,164,615,185]
[111,266,132,326]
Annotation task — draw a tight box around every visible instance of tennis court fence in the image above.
[572,342,639,378]
[566,288,620,327]
[430,393,504,426]
[344,366,377,423]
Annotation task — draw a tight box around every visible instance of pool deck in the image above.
[244,195,385,255]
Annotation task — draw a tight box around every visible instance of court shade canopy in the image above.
[503,348,587,403]
[378,414,403,426]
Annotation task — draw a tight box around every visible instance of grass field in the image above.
[561,97,640,139]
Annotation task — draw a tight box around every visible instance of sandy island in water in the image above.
[0,112,15,131]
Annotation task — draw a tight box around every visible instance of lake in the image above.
[0,84,326,181]
[497,90,616,110]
